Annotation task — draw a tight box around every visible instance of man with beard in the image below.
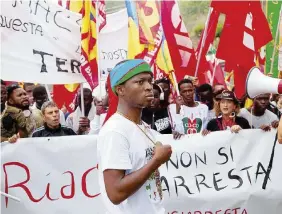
[23,83,35,105]
[239,93,279,130]
[66,88,95,134]
[1,84,37,142]
[1,80,7,113]
[169,79,209,134]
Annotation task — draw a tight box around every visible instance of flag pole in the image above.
[211,58,218,86]
[80,83,85,117]
[96,1,102,100]
[171,71,180,96]
[194,7,213,78]
[96,0,101,124]
[45,84,52,101]
[269,5,282,76]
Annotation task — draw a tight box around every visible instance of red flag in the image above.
[212,62,226,87]
[217,13,256,69]
[212,0,272,67]
[251,2,272,50]
[53,84,79,113]
[161,0,196,81]
[196,9,220,60]
[128,1,164,68]
[97,0,106,31]
[198,59,227,88]
[136,1,161,45]
[210,0,250,15]
[61,0,107,90]
[103,75,118,126]
[211,0,272,98]
[232,65,250,98]
[196,9,220,84]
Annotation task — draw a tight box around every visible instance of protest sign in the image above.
[99,9,128,81]
[1,130,282,214]
[1,0,85,84]
[88,9,128,96]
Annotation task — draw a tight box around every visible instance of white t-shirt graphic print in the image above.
[97,114,164,214]
[169,102,209,134]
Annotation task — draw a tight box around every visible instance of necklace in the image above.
[116,111,163,200]
[116,111,162,146]
[222,118,235,130]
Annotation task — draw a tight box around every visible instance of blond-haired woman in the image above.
[202,90,250,135]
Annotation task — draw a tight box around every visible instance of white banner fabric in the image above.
[1,0,85,84]
[99,9,128,82]
[1,130,282,214]
[90,9,128,96]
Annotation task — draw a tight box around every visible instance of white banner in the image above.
[1,0,85,84]
[84,9,128,96]
[1,130,282,214]
[99,9,128,82]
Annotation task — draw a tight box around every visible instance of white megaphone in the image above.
[246,67,282,99]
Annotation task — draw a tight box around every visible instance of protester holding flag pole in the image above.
[95,0,102,125]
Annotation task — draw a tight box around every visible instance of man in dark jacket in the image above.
[142,84,172,134]
[32,101,76,137]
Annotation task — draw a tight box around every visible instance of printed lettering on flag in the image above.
[136,1,161,45]
[212,0,272,97]
[63,0,107,90]
[126,0,164,68]
[161,0,197,81]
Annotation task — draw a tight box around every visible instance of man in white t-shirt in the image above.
[238,93,279,130]
[169,79,209,134]
[97,59,172,214]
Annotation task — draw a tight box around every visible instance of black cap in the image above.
[216,90,238,104]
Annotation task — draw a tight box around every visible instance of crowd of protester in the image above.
[0,74,280,143]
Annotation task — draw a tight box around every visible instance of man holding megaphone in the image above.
[245,67,282,190]
[245,67,282,130]
[246,66,282,141]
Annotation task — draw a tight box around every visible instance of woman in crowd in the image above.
[202,90,250,135]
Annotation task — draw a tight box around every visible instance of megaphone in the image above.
[246,67,282,99]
